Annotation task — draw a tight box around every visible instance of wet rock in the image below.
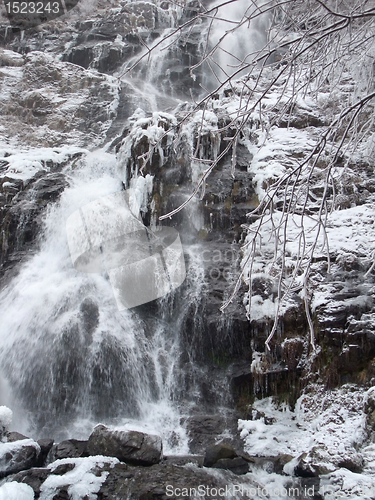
[51,439,88,460]
[212,456,250,475]
[6,431,29,442]
[7,467,51,496]
[203,442,251,475]
[203,442,237,467]
[36,438,54,466]
[87,425,163,465]
[98,461,256,499]
[79,297,100,339]
[0,439,41,477]
[185,413,243,455]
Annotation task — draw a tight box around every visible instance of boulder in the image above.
[36,439,54,466]
[203,442,237,467]
[6,432,29,443]
[212,457,250,475]
[293,447,336,477]
[203,442,250,475]
[7,467,51,496]
[0,439,41,477]
[51,439,88,460]
[87,425,163,465]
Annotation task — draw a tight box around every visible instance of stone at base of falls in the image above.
[87,425,163,465]
[203,442,237,466]
[50,439,89,460]
[211,457,250,475]
[6,431,29,442]
[36,439,54,467]
[0,439,41,478]
[203,442,251,475]
[8,468,51,497]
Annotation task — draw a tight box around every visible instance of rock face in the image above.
[87,425,163,465]
[0,148,82,280]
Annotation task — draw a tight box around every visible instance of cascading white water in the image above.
[207,0,270,84]
[0,148,205,453]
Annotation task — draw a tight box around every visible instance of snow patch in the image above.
[0,482,34,500]
[39,456,119,500]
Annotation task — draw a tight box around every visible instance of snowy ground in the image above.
[239,386,375,499]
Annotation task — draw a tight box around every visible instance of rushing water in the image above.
[0,149,208,452]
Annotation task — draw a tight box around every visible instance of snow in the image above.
[238,386,375,499]
[0,147,84,184]
[0,406,12,435]
[39,456,119,500]
[240,386,367,461]
[247,126,316,198]
[0,439,40,461]
[0,482,34,500]
[118,109,176,186]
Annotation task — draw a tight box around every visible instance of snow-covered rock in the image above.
[0,406,12,441]
[0,439,40,477]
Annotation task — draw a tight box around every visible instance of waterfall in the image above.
[0,148,207,453]
[0,0,270,454]
[207,0,270,84]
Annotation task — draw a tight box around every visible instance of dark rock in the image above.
[0,439,41,477]
[6,431,29,442]
[185,413,243,455]
[51,439,88,460]
[8,467,50,496]
[52,462,76,475]
[203,442,237,467]
[79,297,100,339]
[98,461,257,499]
[87,425,163,465]
[36,438,54,466]
[337,454,364,473]
[212,457,250,475]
